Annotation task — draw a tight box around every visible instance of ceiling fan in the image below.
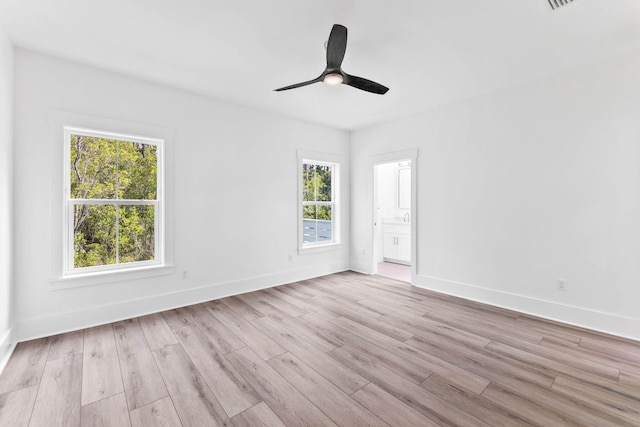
[274,24,389,95]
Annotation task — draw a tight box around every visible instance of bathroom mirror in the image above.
[398,168,410,209]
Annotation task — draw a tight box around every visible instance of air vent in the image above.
[547,0,575,10]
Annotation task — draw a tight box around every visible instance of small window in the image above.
[64,127,163,275]
[301,160,338,247]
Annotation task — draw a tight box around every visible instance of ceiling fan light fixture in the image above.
[324,73,343,85]
[274,24,388,94]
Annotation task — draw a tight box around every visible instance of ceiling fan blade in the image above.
[274,76,323,92]
[326,24,347,69]
[343,73,389,95]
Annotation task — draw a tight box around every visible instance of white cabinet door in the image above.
[382,222,411,265]
[396,234,411,263]
[383,233,398,259]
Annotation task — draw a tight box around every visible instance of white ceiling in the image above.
[1,0,640,130]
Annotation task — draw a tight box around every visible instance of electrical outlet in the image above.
[181,270,188,279]
[557,279,566,291]
[288,254,293,262]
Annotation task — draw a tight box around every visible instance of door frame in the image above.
[369,148,418,283]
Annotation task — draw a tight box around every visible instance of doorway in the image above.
[373,160,412,283]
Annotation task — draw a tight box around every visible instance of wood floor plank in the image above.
[161,307,193,331]
[0,385,38,427]
[481,382,598,427]
[322,311,414,343]
[485,340,640,401]
[620,370,640,387]
[306,278,365,303]
[80,393,131,427]
[82,325,124,406]
[485,333,621,380]
[425,306,545,344]
[406,334,554,391]
[138,313,178,351]
[341,334,432,385]
[129,396,182,427]
[551,375,640,424]
[48,330,83,361]
[397,282,518,319]
[225,347,336,426]
[174,325,260,417]
[251,315,369,395]
[541,337,640,376]
[316,280,371,303]
[329,345,490,427]
[248,300,292,319]
[0,338,50,395]
[231,402,285,427]
[347,274,428,302]
[153,344,231,427]
[513,316,583,345]
[351,383,439,427]
[346,279,432,308]
[332,316,491,394]
[285,280,319,298]
[254,289,307,317]
[29,353,82,427]
[381,312,491,349]
[580,334,640,363]
[483,373,635,427]
[219,296,264,321]
[236,290,262,305]
[113,319,168,410]
[184,304,247,354]
[265,312,343,353]
[579,336,640,363]
[206,303,286,360]
[268,352,387,427]
[309,294,384,321]
[356,295,428,319]
[420,374,534,427]
[265,287,339,322]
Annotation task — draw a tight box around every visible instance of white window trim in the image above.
[297,150,343,254]
[63,127,164,276]
[49,111,174,289]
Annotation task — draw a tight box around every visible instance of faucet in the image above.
[404,212,410,222]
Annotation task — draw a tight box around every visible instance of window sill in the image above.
[50,264,174,290]
[298,243,344,255]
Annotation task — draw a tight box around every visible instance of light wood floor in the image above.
[1,272,639,426]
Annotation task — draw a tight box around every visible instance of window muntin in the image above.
[302,161,336,246]
[65,127,163,275]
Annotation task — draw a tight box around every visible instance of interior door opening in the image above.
[373,160,412,283]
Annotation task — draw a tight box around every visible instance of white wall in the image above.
[13,50,350,340]
[351,49,640,340]
[0,21,14,367]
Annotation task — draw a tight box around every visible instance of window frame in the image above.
[63,126,165,277]
[298,151,341,253]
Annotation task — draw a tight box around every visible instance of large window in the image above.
[301,160,337,247]
[64,127,163,275]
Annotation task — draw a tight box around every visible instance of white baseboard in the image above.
[415,275,640,342]
[15,262,349,343]
[350,260,371,275]
[0,327,16,376]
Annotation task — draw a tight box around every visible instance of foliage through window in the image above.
[302,161,335,246]
[66,128,162,273]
